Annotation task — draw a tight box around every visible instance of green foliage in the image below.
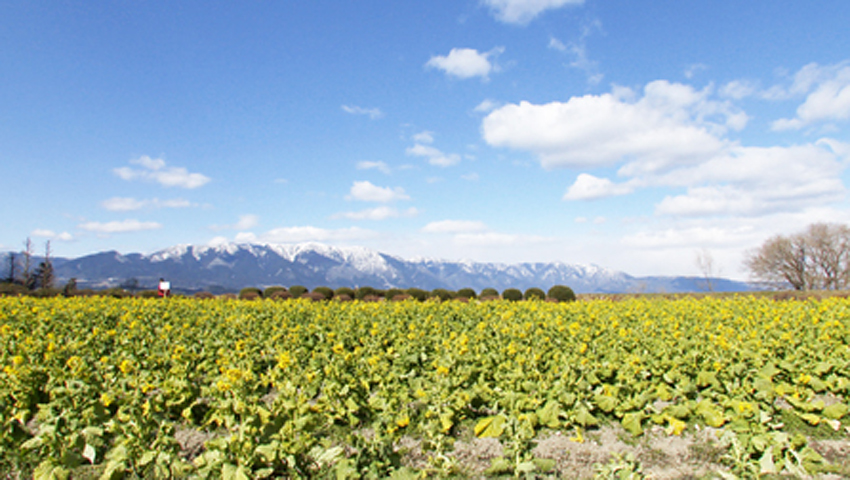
[302,291,327,301]
[354,286,378,300]
[405,288,429,302]
[523,287,546,301]
[312,286,334,300]
[263,286,288,298]
[0,282,28,296]
[547,285,577,302]
[238,287,263,300]
[194,292,216,300]
[100,288,133,299]
[334,287,355,298]
[385,288,404,300]
[502,288,523,302]
[137,290,160,299]
[429,289,455,302]
[480,287,499,298]
[288,285,308,298]
[456,288,477,299]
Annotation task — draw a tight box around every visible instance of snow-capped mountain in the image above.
[48,242,752,294]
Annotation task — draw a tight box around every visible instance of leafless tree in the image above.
[745,223,850,290]
[695,248,716,292]
[22,237,34,289]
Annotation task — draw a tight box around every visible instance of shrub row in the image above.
[1,281,577,302]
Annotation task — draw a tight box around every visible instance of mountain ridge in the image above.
[21,242,752,294]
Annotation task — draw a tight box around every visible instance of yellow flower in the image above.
[119,359,134,374]
[101,393,113,407]
[396,416,410,428]
[12,355,24,366]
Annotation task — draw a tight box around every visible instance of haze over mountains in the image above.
[36,242,752,294]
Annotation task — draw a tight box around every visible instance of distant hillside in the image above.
[25,242,755,294]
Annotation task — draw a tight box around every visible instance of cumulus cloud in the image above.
[563,174,634,200]
[101,197,195,211]
[426,47,503,80]
[772,63,850,130]
[333,206,419,221]
[422,220,488,234]
[652,143,845,217]
[482,0,584,25]
[406,143,461,167]
[356,161,391,174]
[549,20,604,85]
[114,156,210,189]
[31,229,74,241]
[341,105,384,119]
[482,81,738,172]
[474,99,500,113]
[78,219,162,234]
[346,181,410,202]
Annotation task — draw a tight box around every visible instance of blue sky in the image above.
[3,0,850,279]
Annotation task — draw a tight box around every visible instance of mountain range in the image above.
[21,242,753,294]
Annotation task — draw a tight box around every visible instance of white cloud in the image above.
[482,81,735,171]
[422,220,488,234]
[211,214,260,231]
[684,63,708,79]
[341,105,384,120]
[454,232,552,247]
[346,181,410,202]
[482,0,584,25]
[356,161,391,174]
[114,156,210,189]
[259,226,377,243]
[461,172,480,181]
[549,21,604,85]
[622,226,746,249]
[720,80,757,99]
[426,47,503,80]
[474,99,500,113]
[772,63,850,130]
[563,174,633,200]
[333,206,419,221]
[101,197,195,211]
[30,229,74,241]
[406,143,461,167]
[413,131,434,144]
[79,219,162,234]
[652,143,845,217]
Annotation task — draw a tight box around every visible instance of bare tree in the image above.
[35,240,54,289]
[695,248,716,292]
[745,223,850,290]
[22,237,34,289]
[4,252,16,284]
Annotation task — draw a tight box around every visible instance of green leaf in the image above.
[484,457,512,475]
[537,400,561,428]
[823,402,849,420]
[695,401,725,428]
[594,394,618,413]
[574,407,599,427]
[622,412,644,436]
[474,415,506,438]
[696,371,719,388]
[516,461,537,473]
[798,413,821,425]
[533,458,557,472]
[33,461,69,480]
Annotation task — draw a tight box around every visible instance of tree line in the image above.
[2,238,55,292]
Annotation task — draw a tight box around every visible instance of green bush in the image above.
[456,288,477,299]
[239,287,263,300]
[194,292,215,300]
[355,286,378,300]
[263,286,288,298]
[313,286,334,300]
[547,285,577,302]
[100,288,133,299]
[335,294,352,302]
[429,289,455,302]
[288,285,308,298]
[268,290,292,300]
[137,290,161,298]
[502,288,523,302]
[405,288,429,302]
[480,287,499,298]
[302,291,326,301]
[385,288,404,300]
[334,287,355,298]
[524,287,546,301]
[0,283,28,296]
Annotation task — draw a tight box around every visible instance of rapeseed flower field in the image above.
[1,295,849,478]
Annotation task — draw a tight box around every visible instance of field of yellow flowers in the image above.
[2,295,850,478]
